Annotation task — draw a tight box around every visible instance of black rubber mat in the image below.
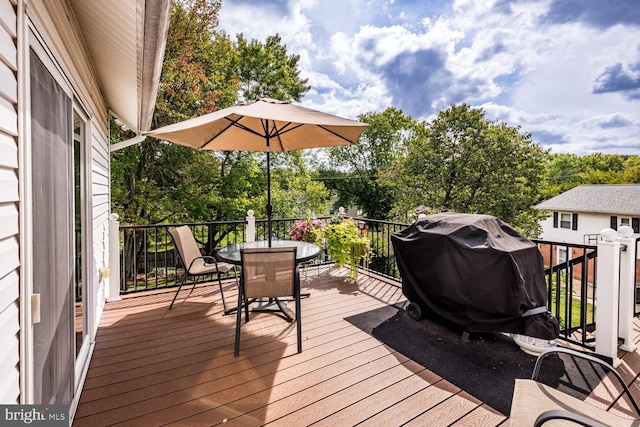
[346,306,538,415]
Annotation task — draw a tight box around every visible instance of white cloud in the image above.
[218,0,640,155]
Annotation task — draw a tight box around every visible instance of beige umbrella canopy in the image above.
[144,97,369,245]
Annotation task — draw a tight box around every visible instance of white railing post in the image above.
[108,214,122,302]
[246,210,255,242]
[617,226,637,353]
[596,228,621,366]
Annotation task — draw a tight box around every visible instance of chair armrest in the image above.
[535,410,607,427]
[533,347,615,380]
[187,255,218,272]
[201,255,218,265]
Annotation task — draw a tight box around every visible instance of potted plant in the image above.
[322,217,370,279]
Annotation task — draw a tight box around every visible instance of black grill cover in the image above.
[392,212,558,339]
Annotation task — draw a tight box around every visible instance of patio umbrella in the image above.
[144,97,368,246]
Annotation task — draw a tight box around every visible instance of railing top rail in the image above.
[531,238,597,250]
[120,220,248,230]
[254,215,333,223]
[350,217,410,227]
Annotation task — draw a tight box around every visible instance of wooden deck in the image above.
[72,266,640,426]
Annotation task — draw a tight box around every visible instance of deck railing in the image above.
[532,239,598,350]
[119,220,247,293]
[117,216,401,294]
[350,217,409,280]
[586,234,640,317]
[116,217,631,350]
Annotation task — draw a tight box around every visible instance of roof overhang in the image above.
[69,0,171,133]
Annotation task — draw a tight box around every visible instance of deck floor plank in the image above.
[74,266,565,426]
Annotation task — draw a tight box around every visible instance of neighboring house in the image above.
[537,184,640,245]
[0,0,170,420]
[536,185,640,284]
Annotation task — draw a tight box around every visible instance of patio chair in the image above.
[168,226,236,311]
[509,347,640,426]
[235,247,301,357]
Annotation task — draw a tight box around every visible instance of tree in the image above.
[540,153,640,198]
[580,153,624,173]
[541,153,583,199]
[154,0,237,125]
[111,0,319,227]
[233,33,310,102]
[112,0,241,226]
[578,153,635,184]
[621,156,640,183]
[386,104,548,236]
[324,107,419,219]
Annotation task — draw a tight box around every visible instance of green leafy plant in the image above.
[322,218,370,279]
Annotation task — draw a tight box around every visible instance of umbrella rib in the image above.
[197,117,358,151]
[317,125,358,144]
[268,122,304,150]
[270,122,302,137]
[199,117,267,149]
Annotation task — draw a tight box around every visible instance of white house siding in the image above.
[2,0,115,407]
[91,129,110,325]
[539,212,615,245]
[0,0,19,404]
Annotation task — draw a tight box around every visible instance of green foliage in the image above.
[325,107,420,219]
[155,0,237,124]
[322,218,369,279]
[385,104,548,236]
[111,0,325,226]
[111,1,640,231]
[541,153,640,200]
[540,153,583,199]
[233,33,310,102]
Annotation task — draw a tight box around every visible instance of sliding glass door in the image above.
[30,47,75,405]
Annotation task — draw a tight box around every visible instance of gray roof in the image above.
[536,184,640,215]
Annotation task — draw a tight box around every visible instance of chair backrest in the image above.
[168,226,203,271]
[240,247,297,299]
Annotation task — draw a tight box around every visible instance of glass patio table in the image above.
[215,240,321,265]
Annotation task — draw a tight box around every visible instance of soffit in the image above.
[69,0,170,132]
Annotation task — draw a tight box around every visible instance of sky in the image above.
[218,0,640,155]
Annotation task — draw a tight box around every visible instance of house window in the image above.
[620,217,630,227]
[553,212,578,230]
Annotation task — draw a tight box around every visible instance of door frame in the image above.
[18,8,95,407]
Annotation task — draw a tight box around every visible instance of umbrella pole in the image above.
[266,131,272,247]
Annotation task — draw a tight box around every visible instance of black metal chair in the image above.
[168,226,236,311]
[234,247,301,357]
[509,347,640,426]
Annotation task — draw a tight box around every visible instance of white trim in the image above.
[26,22,72,98]
[69,342,95,421]
[72,105,91,390]
[70,105,94,418]
[17,0,34,403]
[110,134,145,152]
[21,8,85,405]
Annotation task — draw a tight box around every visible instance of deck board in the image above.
[73,266,640,426]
